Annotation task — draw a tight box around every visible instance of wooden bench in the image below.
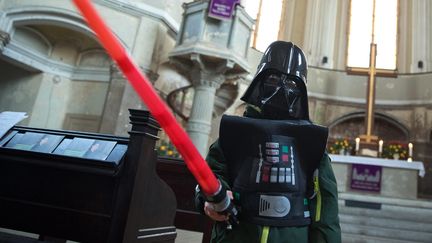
[0,109,176,243]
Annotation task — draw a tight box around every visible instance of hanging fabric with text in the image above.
[350,164,382,192]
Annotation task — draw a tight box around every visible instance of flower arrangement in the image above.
[157,140,181,159]
[329,138,353,155]
[382,143,408,160]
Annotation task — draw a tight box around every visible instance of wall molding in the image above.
[3,40,109,81]
[0,6,92,37]
[95,0,180,34]
[0,6,131,49]
[309,91,432,106]
[327,111,410,140]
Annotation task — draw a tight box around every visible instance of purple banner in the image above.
[208,0,240,20]
[350,164,382,192]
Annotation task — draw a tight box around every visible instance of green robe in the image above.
[196,107,341,243]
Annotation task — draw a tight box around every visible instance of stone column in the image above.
[334,0,350,69]
[99,64,127,134]
[279,0,308,45]
[398,0,411,73]
[312,99,327,125]
[303,0,338,68]
[186,60,227,156]
[411,0,432,72]
[412,106,428,142]
[0,30,10,52]
[99,63,158,136]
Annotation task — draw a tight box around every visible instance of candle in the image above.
[408,143,413,157]
[378,140,383,153]
[355,137,360,151]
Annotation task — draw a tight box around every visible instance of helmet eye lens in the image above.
[283,79,297,89]
[264,74,280,86]
[262,74,281,97]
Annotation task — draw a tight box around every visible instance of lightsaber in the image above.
[72,0,220,195]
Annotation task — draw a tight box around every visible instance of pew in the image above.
[156,158,213,243]
[0,109,176,243]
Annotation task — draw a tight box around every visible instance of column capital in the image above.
[170,53,234,88]
[190,66,225,88]
[110,63,125,80]
[140,65,159,83]
[190,53,233,88]
[0,30,10,52]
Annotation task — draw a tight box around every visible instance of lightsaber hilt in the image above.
[204,183,239,229]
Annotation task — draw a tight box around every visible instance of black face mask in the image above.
[258,74,304,119]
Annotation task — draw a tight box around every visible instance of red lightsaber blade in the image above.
[72,0,219,195]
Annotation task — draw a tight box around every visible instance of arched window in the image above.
[241,0,283,52]
[347,0,398,71]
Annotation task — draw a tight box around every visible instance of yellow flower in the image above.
[167,150,174,156]
[160,145,166,151]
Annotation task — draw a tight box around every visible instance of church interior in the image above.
[0,0,431,242]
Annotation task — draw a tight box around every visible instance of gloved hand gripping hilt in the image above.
[204,182,239,229]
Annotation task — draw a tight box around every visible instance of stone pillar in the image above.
[99,63,158,136]
[334,0,350,69]
[398,0,411,73]
[312,99,327,125]
[411,0,432,72]
[99,64,127,134]
[303,0,338,68]
[411,106,429,196]
[412,106,428,142]
[278,0,308,45]
[0,30,10,52]
[186,61,226,156]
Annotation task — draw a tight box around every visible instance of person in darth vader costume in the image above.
[195,41,341,243]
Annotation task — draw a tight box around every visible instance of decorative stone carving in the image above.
[0,30,10,52]
[190,64,226,89]
[140,65,160,83]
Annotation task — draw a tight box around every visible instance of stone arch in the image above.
[2,7,94,39]
[1,6,129,54]
[0,6,123,131]
[0,6,123,81]
[14,26,52,56]
[77,49,111,67]
[328,112,409,142]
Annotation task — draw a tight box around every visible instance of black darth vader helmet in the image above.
[241,41,309,120]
